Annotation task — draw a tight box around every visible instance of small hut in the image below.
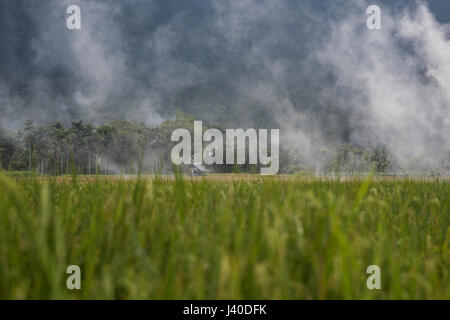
[190,163,211,176]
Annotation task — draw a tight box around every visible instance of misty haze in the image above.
[0,0,449,303]
[0,0,448,175]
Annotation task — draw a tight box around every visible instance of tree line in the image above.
[0,110,396,175]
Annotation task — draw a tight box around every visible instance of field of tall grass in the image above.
[0,173,448,299]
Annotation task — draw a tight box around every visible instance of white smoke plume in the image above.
[318,0,450,172]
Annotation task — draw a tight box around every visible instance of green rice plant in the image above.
[0,172,448,299]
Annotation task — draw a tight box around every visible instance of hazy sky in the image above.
[0,0,447,126]
[0,0,449,170]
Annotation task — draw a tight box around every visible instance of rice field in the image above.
[0,173,448,299]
